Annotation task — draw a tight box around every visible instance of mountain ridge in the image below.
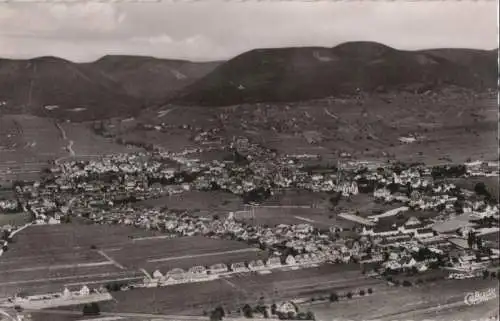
[173,42,497,106]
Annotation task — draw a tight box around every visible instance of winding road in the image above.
[54,122,75,164]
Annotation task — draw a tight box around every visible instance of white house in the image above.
[266,256,282,268]
[62,287,72,298]
[188,265,207,276]
[415,228,435,239]
[166,268,186,281]
[231,262,249,272]
[337,181,359,196]
[79,285,90,296]
[285,255,296,265]
[276,301,298,314]
[209,263,229,274]
[152,270,164,279]
[248,260,265,271]
[374,188,391,199]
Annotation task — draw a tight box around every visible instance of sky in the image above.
[0,1,497,62]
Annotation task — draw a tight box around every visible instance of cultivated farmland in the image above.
[95,263,379,316]
[0,224,265,297]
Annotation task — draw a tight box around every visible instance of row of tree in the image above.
[208,303,316,321]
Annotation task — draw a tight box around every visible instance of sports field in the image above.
[238,207,335,228]
[139,191,244,216]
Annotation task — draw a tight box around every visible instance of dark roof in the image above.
[417,227,435,234]
[373,224,399,233]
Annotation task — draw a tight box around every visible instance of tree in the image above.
[305,311,316,320]
[346,292,353,299]
[359,289,366,296]
[483,270,490,279]
[476,237,483,250]
[210,306,225,321]
[329,192,342,207]
[490,272,497,279]
[367,288,373,294]
[82,303,100,316]
[402,280,412,287]
[329,292,339,302]
[271,303,277,315]
[474,182,490,197]
[242,304,253,318]
[467,231,476,249]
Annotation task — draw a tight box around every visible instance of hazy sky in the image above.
[0,1,497,62]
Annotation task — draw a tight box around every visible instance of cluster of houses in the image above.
[143,252,341,287]
[465,160,499,177]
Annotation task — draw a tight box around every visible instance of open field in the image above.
[120,129,198,153]
[61,122,141,157]
[109,235,263,271]
[333,194,401,217]
[0,115,142,180]
[128,94,498,165]
[0,224,162,296]
[139,191,244,216]
[238,207,335,228]
[0,212,31,226]
[0,224,266,297]
[305,278,499,321]
[0,115,65,180]
[87,263,379,316]
[262,190,331,208]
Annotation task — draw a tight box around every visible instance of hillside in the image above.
[0,56,141,120]
[0,56,221,120]
[173,42,498,106]
[89,55,222,103]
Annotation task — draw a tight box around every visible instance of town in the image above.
[0,135,499,320]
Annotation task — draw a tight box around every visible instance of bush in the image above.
[346,292,353,299]
[359,290,365,296]
[82,303,100,316]
[329,292,339,302]
[402,280,412,287]
[367,288,373,294]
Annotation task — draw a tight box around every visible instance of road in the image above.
[24,308,278,321]
[54,122,75,161]
[147,248,260,263]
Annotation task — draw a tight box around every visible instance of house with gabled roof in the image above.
[188,265,207,276]
[166,268,186,281]
[152,270,163,279]
[285,255,296,265]
[209,263,228,274]
[231,262,249,272]
[248,259,265,271]
[266,256,282,268]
